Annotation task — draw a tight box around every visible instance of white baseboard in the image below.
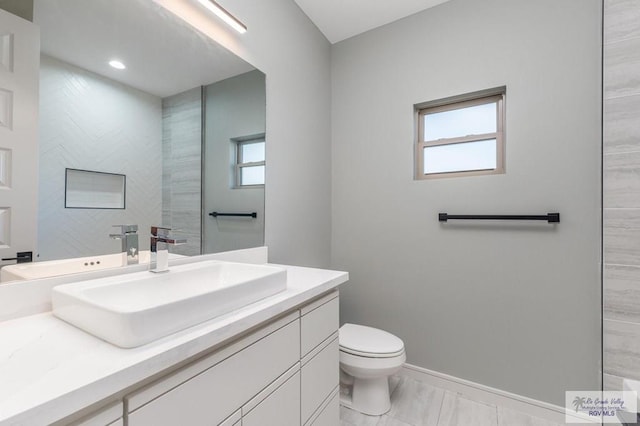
[400,363,600,425]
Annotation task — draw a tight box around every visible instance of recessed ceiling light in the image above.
[109,60,126,70]
[196,0,247,34]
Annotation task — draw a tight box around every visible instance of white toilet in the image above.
[339,323,406,416]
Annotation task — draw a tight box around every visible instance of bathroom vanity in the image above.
[0,249,347,426]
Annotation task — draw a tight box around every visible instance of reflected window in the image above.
[234,135,265,187]
[415,89,505,179]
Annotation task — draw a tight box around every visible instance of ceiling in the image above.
[33,0,254,98]
[31,0,453,95]
[294,0,452,44]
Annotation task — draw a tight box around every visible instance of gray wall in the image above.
[158,0,332,267]
[603,0,640,391]
[38,55,162,260]
[203,70,265,254]
[162,87,202,256]
[331,0,602,406]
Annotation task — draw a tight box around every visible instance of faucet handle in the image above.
[165,237,187,245]
[112,224,138,233]
[151,226,172,237]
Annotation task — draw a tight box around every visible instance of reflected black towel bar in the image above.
[209,212,258,218]
[438,213,560,223]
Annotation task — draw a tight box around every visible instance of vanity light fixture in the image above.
[108,60,126,70]
[196,0,247,34]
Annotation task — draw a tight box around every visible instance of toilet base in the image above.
[348,376,391,416]
[339,391,353,409]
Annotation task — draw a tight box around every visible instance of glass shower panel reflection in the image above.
[202,70,266,255]
[161,87,203,256]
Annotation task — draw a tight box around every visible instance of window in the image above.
[234,135,265,187]
[415,88,505,179]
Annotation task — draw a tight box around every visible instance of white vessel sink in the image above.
[52,260,287,347]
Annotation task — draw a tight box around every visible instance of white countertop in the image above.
[0,259,348,425]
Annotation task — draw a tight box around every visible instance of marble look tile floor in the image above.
[340,376,565,426]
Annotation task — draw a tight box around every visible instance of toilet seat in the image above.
[339,323,404,356]
[340,346,405,358]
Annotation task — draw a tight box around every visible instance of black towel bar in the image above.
[209,212,257,218]
[438,213,560,223]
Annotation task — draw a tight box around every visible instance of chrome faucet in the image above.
[150,226,186,273]
[110,225,139,265]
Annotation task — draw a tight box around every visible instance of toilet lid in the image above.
[339,323,404,355]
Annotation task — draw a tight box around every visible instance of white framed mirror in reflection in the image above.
[0,0,265,282]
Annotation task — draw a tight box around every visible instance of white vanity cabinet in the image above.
[120,290,340,426]
[126,312,300,426]
[218,409,241,426]
[300,292,340,425]
[243,368,301,426]
[306,390,339,426]
[67,402,123,426]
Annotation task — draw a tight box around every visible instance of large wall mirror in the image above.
[14,0,265,270]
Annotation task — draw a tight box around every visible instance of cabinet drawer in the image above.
[68,401,122,426]
[300,292,339,356]
[307,389,338,426]
[128,318,300,426]
[218,409,240,426]
[301,335,339,424]
[243,371,301,426]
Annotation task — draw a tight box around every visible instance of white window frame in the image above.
[233,134,265,188]
[415,89,505,180]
